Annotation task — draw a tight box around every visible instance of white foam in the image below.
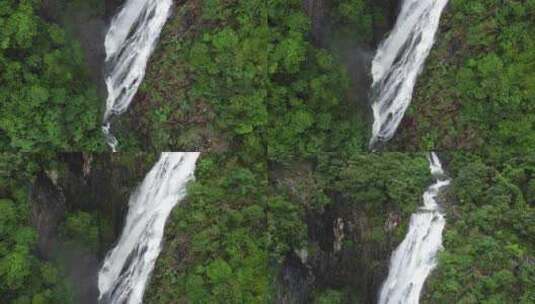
[98,152,199,304]
[378,152,450,304]
[102,0,173,150]
[369,0,449,148]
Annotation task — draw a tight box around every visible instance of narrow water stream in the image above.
[102,0,173,151]
[98,152,199,304]
[369,0,448,148]
[378,152,450,304]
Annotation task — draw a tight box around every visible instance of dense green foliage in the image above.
[0,0,103,152]
[146,152,432,303]
[393,0,535,156]
[267,0,370,161]
[270,153,430,258]
[145,154,270,303]
[120,0,383,155]
[0,181,74,303]
[0,152,150,303]
[422,154,535,304]
[118,0,268,152]
[1,0,534,303]
[327,153,429,220]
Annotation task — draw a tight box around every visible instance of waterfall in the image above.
[98,152,200,304]
[369,0,448,148]
[102,0,173,151]
[378,152,450,304]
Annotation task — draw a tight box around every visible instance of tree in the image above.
[0,0,103,152]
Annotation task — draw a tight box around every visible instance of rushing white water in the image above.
[369,0,448,148]
[378,152,450,304]
[102,0,173,151]
[98,152,199,304]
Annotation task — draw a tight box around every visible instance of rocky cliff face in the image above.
[271,3,404,301]
[31,172,67,260]
[274,199,403,304]
[28,152,154,304]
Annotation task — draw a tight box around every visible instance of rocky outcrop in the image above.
[333,217,344,253]
[30,172,66,259]
[30,167,100,304]
[28,153,154,304]
[273,193,405,304]
[275,254,314,304]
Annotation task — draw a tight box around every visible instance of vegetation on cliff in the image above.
[0,193,75,303]
[145,153,270,303]
[145,151,432,303]
[1,0,534,304]
[271,152,431,303]
[423,153,535,304]
[0,152,155,303]
[117,0,384,155]
[0,155,74,303]
[392,1,535,156]
[0,0,104,152]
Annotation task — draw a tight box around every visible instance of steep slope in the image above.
[389,1,535,155]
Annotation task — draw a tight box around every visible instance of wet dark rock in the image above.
[30,168,99,304]
[28,153,153,304]
[274,254,314,304]
[30,172,66,259]
[274,194,402,304]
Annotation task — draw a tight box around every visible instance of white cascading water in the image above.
[378,152,450,304]
[369,0,448,148]
[98,152,200,304]
[102,0,173,151]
